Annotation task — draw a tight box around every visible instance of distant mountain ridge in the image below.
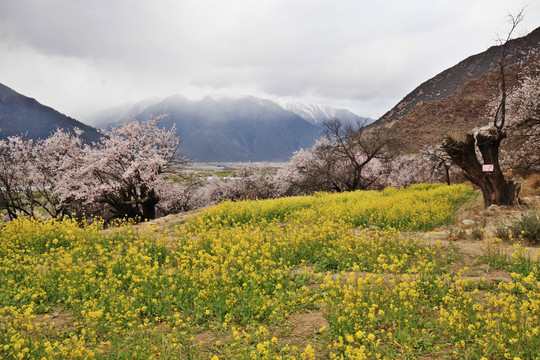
[0,83,101,144]
[0,83,369,162]
[369,26,540,152]
[90,95,369,162]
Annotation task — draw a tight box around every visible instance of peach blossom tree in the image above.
[55,119,180,221]
[0,119,182,222]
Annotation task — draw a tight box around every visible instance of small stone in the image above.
[487,204,500,211]
[461,219,475,227]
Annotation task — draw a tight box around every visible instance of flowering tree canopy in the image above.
[0,136,36,219]
[56,118,180,221]
[384,146,460,188]
[0,118,181,222]
[0,129,87,220]
[503,71,540,173]
[276,119,393,195]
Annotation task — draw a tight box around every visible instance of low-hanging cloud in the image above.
[0,0,539,121]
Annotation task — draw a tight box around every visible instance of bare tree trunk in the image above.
[442,128,520,207]
[444,165,451,186]
[442,11,525,207]
[141,191,159,221]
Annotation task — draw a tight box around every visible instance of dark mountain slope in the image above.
[0,83,100,143]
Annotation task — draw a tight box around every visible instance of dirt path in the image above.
[135,208,205,231]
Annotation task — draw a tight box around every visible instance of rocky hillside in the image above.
[0,83,101,144]
[370,26,540,152]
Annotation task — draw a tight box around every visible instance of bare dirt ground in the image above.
[425,193,540,255]
[282,311,329,354]
[136,208,205,231]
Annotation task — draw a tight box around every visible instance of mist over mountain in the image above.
[0,83,101,143]
[0,81,369,162]
[3,22,538,165]
[90,95,369,162]
[91,95,319,162]
[87,97,163,129]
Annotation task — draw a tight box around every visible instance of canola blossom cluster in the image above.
[1,184,539,359]
[191,183,474,231]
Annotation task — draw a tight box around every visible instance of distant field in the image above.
[166,161,285,183]
[1,184,540,359]
[182,162,285,176]
[185,162,287,171]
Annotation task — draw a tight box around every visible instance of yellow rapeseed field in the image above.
[1,184,539,359]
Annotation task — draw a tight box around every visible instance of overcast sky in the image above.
[1,0,539,123]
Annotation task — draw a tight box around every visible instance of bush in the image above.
[493,222,512,242]
[509,208,540,244]
[471,226,484,241]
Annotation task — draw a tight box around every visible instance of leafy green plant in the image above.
[471,226,484,241]
[470,218,486,241]
[493,222,512,242]
[509,208,540,245]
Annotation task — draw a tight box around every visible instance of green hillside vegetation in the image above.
[1,184,540,359]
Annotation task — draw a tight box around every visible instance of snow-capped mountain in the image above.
[90,95,321,162]
[284,103,374,126]
[88,94,372,162]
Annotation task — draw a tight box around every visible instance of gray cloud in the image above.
[1,0,539,121]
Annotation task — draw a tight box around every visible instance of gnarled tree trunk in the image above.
[442,127,520,207]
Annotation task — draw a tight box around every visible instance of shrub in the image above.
[493,222,512,242]
[471,226,484,241]
[509,208,540,244]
